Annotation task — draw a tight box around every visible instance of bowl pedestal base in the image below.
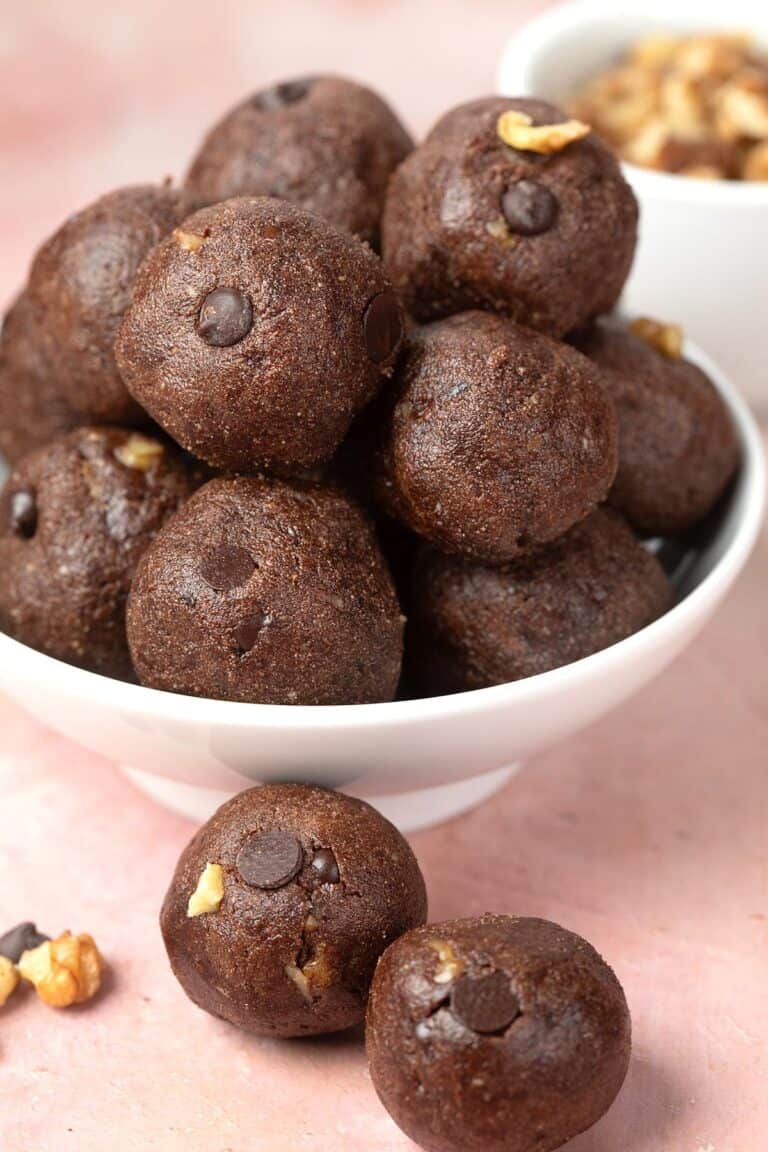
[119,763,519,832]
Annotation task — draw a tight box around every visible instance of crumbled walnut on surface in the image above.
[630,316,684,359]
[0,956,20,1006]
[173,228,207,252]
[18,932,104,1008]
[114,434,165,472]
[187,862,225,917]
[497,110,590,154]
[427,938,466,985]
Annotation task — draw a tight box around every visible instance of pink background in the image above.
[1,2,767,1150]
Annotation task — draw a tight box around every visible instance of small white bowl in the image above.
[498,0,768,411]
[0,339,764,833]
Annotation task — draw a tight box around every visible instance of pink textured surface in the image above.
[1,2,767,1149]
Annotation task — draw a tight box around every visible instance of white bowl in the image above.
[498,0,768,411]
[0,340,764,832]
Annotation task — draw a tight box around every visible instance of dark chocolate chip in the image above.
[197,288,254,347]
[237,831,304,889]
[255,78,313,111]
[199,544,255,591]
[501,181,559,236]
[8,489,37,538]
[364,290,403,364]
[234,611,268,654]
[311,848,340,884]
[450,971,520,1034]
[0,921,50,963]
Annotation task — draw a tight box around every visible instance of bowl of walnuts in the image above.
[499,0,768,410]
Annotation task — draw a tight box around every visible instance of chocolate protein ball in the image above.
[116,197,405,475]
[0,427,199,678]
[372,311,618,565]
[161,783,428,1037]
[366,915,631,1152]
[571,317,740,537]
[382,97,638,336]
[25,184,190,425]
[127,476,404,704]
[185,75,414,249]
[407,508,673,695]
[0,294,80,465]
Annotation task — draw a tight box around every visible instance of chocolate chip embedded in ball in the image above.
[382,96,638,335]
[372,311,618,564]
[25,184,190,424]
[160,783,428,1037]
[407,508,673,695]
[126,476,404,704]
[501,179,558,235]
[185,75,414,248]
[115,197,405,476]
[571,316,740,537]
[366,915,631,1152]
[197,287,254,347]
[0,427,200,678]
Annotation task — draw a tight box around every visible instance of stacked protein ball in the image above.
[0,77,739,704]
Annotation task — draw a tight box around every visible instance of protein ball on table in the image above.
[25,184,190,425]
[0,427,199,678]
[185,74,414,249]
[0,294,80,465]
[372,311,618,565]
[126,476,404,705]
[407,508,673,696]
[571,316,740,537]
[115,197,405,475]
[366,915,631,1152]
[382,97,638,336]
[161,783,427,1037]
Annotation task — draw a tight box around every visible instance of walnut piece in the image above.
[427,938,465,985]
[187,862,225,917]
[174,228,207,252]
[630,316,684,359]
[497,110,590,154]
[285,963,313,1003]
[114,434,165,472]
[0,956,20,1006]
[18,932,104,1008]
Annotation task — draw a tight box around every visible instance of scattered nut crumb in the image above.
[497,110,591,154]
[114,434,165,472]
[18,932,104,1008]
[427,938,465,985]
[0,956,20,1006]
[174,228,207,252]
[630,316,684,359]
[187,863,225,918]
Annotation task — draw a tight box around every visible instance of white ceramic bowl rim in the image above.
[498,0,768,205]
[1,338,764,732]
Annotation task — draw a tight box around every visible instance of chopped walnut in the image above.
[187,862,225,917]
[174,228,207,252]
[285,963,312,1003]
[18,932,104,1008]
[744,140,768,180]
[427,938,465,985]
[630,316,684,359]
[497,110,590,154]
[0,956,20,1006]
[114,434,165,472]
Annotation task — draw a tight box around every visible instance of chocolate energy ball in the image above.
[372,311,618,565]
[185,75,413,248]
[25,184,190,425]
[115,197,405,475]
[0,294,80,465]
[407,508,673,695]
[366,915,631,1152]
[382,97,638,336]
[0,427,199,678]
[571,317,740,537]
[126,476,404,704]
[161,783,428,1037]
